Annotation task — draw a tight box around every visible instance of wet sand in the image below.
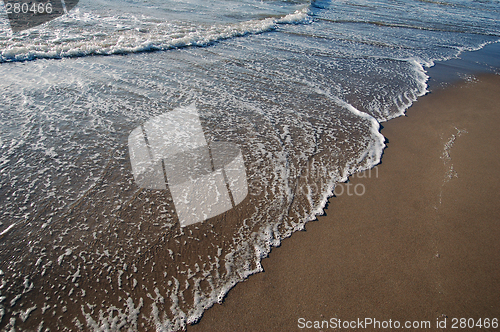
[188,74,500,331]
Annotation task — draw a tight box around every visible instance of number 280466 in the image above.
[5,2,53,14]
[451,318,498,329]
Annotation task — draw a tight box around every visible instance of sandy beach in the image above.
[188,74,500,331]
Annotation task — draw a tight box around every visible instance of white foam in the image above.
[19,305,36,322]
[276,7,312,25]
[0,8,312,63]
[0,223,16,236]
[81,297,143,331]
[387,58,429,120]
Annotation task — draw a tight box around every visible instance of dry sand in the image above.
[188,74,500,331]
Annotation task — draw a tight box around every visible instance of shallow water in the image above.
[0,0,499,330]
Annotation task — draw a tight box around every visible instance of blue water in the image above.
[0,0,499,330]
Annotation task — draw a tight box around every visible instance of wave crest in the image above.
[0,7,311,63]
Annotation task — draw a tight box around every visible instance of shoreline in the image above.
[0,21,498,330]
[426,42,500,91]
[188,74,500,331]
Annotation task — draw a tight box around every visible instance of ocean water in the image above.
[0,0,499,330]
